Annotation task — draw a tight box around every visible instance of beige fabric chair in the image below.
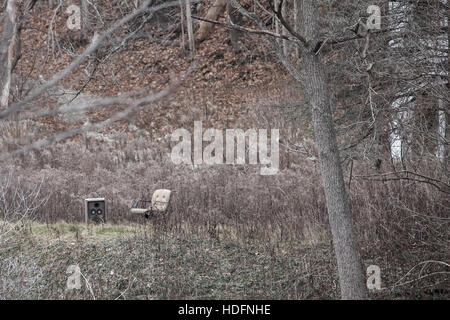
[151,189,171,212]
[130,189,171,217]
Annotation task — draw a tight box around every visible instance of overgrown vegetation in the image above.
[0,131,448,299]
[0,217,446,300]
[0,0,448,300]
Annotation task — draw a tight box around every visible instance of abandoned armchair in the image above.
[130,189,172,219]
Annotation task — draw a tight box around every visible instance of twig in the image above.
[354,170,450,194]
[191,15,296,42]
[392,260,450,290]
[79,270,96,300]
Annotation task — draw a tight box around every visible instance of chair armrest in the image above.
[130,208,151,215]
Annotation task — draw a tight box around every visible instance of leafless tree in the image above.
[0,0,17,109]
[0,0,196,161]
[185,0,196,53]
[223,0,368,299]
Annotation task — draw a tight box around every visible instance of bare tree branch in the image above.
[0,62,197,161]
[0,0,198,121]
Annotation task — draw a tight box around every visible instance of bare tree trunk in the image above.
[446,2,449,171]
[300,0,367,300]
[227,1,243,52]
[437,98,447,166]
[274,0,280,45]
[281,0,288,56]
[197,0,227,42]
[0,0,17,109]
[179,0,186,49]
[388,1,414,165]
[294,0,299,58]
[81,0,90,40]
[185,0,195,53]
[444,2,449,172]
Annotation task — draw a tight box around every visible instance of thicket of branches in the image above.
[0,0,448,299]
